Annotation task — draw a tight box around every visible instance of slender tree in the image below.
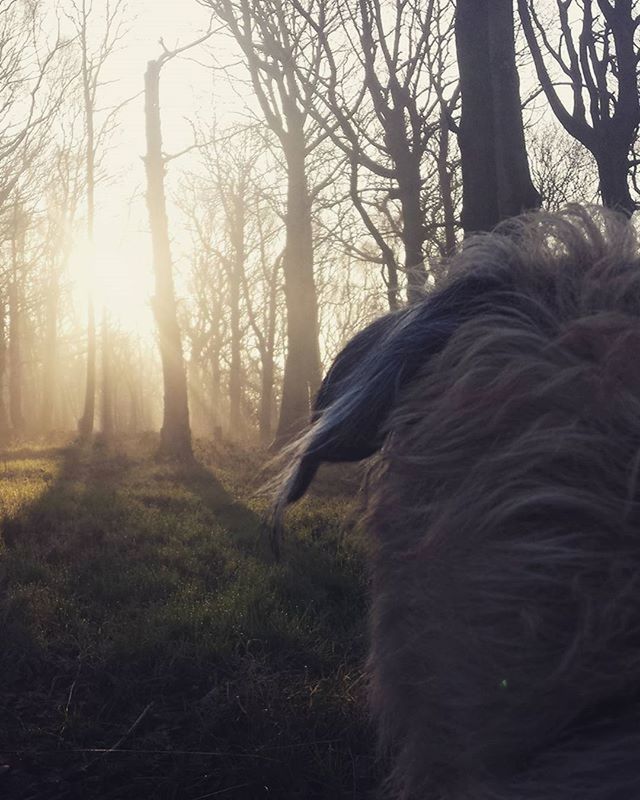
[144,34,211,460]
[67,0,128,438]
[295,0,459,304]
[0,298,10,443]
[201,0,324,443]
[100,310,114,440]
[8,201,26,435]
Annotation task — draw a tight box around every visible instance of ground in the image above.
[0,436,381,799]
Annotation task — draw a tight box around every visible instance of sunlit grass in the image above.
[0,437,379,799]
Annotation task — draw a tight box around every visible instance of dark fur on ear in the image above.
[277,271,510,512]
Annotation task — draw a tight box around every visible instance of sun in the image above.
[69,225,155,337]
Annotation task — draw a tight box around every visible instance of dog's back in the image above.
[279,208,640,799]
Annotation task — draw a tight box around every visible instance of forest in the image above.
[0,0,638,798]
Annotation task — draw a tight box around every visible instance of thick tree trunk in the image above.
[144,58,193,460]
[596,137,635,216]
[488,0,541,220]
[274,118,322,445]
[456,0,499,234]
[456,0,540,234]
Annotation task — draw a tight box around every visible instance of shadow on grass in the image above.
[0,439,381,800]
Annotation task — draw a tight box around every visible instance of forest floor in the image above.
[0,436,382,800]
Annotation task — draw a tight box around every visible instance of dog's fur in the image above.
[277,208,640,799]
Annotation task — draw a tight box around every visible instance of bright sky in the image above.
[62,0,224,336]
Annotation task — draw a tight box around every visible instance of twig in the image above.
[105,701,154,753]
[192,784,254,799]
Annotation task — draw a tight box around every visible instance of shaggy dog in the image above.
[276,208,640,799]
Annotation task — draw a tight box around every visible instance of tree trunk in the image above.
[228,195,244,437]
[596,135,635,216]
[8,281,24,435]
[456,0,540,234]
[259,352,274,446]
[144,58,193,460]
[259,257,279,446]
[274,118,322,445]
[395,151,427,302]
[78,6,96,439]
[437,105,457,257]
[0,301,11,444]
[488,0,541,220]
[78,301,96,438]
[41,278,58,433]
[211,344,222,438]
[100,310,114,440]
[384,105,428,302]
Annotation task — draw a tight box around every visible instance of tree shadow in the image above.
[0,440,380,800]
[171,458,274,560]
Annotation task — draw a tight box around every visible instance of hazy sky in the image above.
[60,0,224,334]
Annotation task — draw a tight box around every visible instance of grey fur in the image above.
[278,207,640,799]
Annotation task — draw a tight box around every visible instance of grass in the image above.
[0,436,382,799]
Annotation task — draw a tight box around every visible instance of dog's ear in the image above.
[279,273,502,507]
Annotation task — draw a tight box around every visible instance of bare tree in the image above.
[144,34,211,460]
[201,0,325,444]
[41,115,84,433]
[0,2,68,217]
[100,310,114,440]
[295,0,459,305]
[528,123,599,211]
[519,0,640,216]
[0,296,9,442]
[455,0,540,234]
[66,0,128,438]
[180,124,285,444]
[8,201,26,434]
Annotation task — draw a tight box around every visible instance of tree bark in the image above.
[228,194,244,437]
[0,301,10,444]
[144,58,193,460]
[78,0,96,438]
[595,134,635,216]
[8,281,24,435]
[41,278,59,432]
[456,0,540,234]
[385,109,428,300]
[397,159,427,301]
[100,310,114,440]
[437,105,457,257]
[78,301,96,438]
[259,261,278,446]
[274,118,322,444]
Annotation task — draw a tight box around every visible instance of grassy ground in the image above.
[0,436,381,799]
